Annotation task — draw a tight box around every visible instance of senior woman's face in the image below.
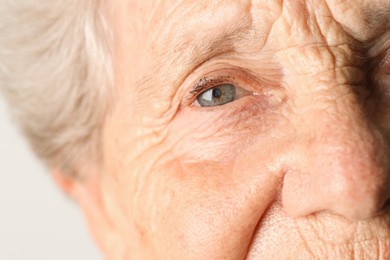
[74,0,390,258]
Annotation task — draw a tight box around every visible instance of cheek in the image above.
[123,101,288,257]
[137,157,261,258]
[169,98,280,161]
[103,91,290,257]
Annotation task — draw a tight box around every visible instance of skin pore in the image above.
[62,0,390,259]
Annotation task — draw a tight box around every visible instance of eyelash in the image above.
[188,76,236,98]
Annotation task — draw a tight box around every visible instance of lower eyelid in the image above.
[192,92,265,111]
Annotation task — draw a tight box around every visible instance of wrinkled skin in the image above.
[64,0,390,259]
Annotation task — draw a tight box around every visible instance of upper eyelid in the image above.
[188,75,237,97]
[184,68,260,104]
[368,49,390,78]
[378,50,390,68]
[367,31,390,58]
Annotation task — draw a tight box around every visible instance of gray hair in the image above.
[0,0,113,177]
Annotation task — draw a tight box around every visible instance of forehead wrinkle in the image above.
[136,1,253,94]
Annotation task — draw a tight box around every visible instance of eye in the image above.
[196,84,237,107]
[186,69,261,107]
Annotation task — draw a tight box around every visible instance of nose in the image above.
[282,94,390,220]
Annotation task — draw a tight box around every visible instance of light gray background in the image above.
[0,96,101,259]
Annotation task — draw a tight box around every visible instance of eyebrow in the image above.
[367,2,390,29]
[136,4,254,92]
[137,1,390,93]
[340,1,390,44]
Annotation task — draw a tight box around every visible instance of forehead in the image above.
[115,0,390,66]
[121,0,390,36]
[111,0,390,97]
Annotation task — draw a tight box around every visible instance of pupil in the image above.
[212,88,222,98]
